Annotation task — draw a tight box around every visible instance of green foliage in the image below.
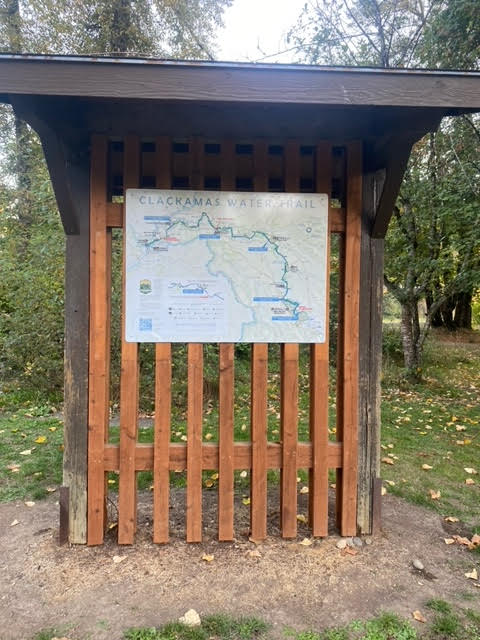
[124,616,268,640]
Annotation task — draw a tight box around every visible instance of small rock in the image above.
[412,559,424,571]
[336,539,347,549]
[364,537,373,545]
[345,537,354,547]
[352,537,363,547]
[179,609,201,627]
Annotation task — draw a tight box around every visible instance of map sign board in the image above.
[125,190,328,343]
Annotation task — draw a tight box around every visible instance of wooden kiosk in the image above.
[1,55,479,544]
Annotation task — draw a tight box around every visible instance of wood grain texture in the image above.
[309,141,332,537]
[104,441,343,471]
[186,344,203,542]
[87,134,109,545]
[152,136,172,544]
[218,343,235,540]
[153,343,171,543]
[357,170,384,534]
[250,343,268,540]
[3,59,480,109]
[339,141,362,536]
[62,139,90,543]
[118,135,140,545]
[280,344,299,538]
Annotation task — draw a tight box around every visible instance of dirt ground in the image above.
[1,491,479,640]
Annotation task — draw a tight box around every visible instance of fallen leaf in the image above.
[381,486,387,496]
[239,470,247,478]
[211,472,219,481]
[342,547,358,556]
[465,478,475,485]
[247,549,262,558]
[429,490,441,500]
[299,486,309,494]
[107,479,116,485]
[180,435,187,441]
[299,537,313,546]
[444,538,455,545]
[113,555,127,564]
[464,468,477,475]
[204,433,213,441]
[330,483,336,489]
[471,534,480,546]
[7,463,20,472]
[422,464,433,470]
[296,514,307,523]
[382,457,394,465]
[241,424,247,432]
[464,439,472,445]
[48,426,57,432]
[201,553,214,562]
[465,568,478,580]
[205,480,214,488]
[35,436,47,444]
[19,449,32,456]
[108,522,118,530]
[412,611,426,623]
[10,519,19,527]
[444,516,459,523]
[24,501,35,507]
[242,497,250,506]
[386,480,395,486]
[456,425,466,431]
[46,486,56,493]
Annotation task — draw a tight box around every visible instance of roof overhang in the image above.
[1,54,479,237]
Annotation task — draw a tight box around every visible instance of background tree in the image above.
[0,0,231,397]
[288,0,480,377]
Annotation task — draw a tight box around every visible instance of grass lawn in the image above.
[34,605,480,640]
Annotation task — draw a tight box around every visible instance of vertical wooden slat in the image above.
[250,343,268,540]
[339,141,362,536]
[152,136,172,544]
[87,134,109,545]
[250,140,269,540]
[280,141,299,539]
[153,343,171,544]
[186,343,203,542]
[118,135,140,544]
[309,142,332,537]
[218,140,236,541]
[218,343,235,540]
[280,343,299,538]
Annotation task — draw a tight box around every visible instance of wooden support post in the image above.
[339,141,362,537]
[87,135,110,545]
[63,140,90,544]
[280,343,299,538]
[118,135,140,544]
[357,170,385,534]
[186,344,203,542]
[309,142,331,537]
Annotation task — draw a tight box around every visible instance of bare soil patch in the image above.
[1,492,479,640]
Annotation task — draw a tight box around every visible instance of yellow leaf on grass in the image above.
[412,611,426,623]
[465,568,478,580]
[464,468,477,475]
[240,470,248,478]
[242,497,250,506]
[444,516,459,523]
[205,480,214,488]
[422,464,433,470]
[465,478,475,485]
[382,457,394,465]
[35,436,47,444]
[19,449,32,456]
[464,439,472,445]
[296,514,307,523]
[386,480,395,486]
[107,479,116,485]
[204,433,213,441]
[429,489,441,500]
[211,473,219,481]
[48,426,57,432]
[455,425,466,432]
[202,553,214,562]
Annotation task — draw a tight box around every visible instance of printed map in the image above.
[125,189,328,343]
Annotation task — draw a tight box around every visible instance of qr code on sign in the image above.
[139,317,152,332]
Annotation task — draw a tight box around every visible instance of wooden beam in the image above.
[9,97,85,235]
[104,441,344,470]
[3,59,480,109]
[62,142,90,543]
[357,170,384,534]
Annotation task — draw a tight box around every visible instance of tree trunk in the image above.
[454,291,473,329]
[426,291,443,327]
[400,302,422,379]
